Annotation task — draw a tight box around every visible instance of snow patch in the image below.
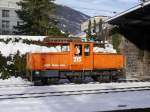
[0,35,117,57]
[0,35,46,41]
[93,43,117,53]
[0,41,69,57]
[0,76,31,85]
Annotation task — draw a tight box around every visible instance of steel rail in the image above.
[0,86,150,100]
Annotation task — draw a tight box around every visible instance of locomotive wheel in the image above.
[91,76,103,82]
[48,78,60,84]
[41,78,49,85]
[91,76,99,82]
[67,76,82,83]
[91,75,110,83]
[102,75,111,83]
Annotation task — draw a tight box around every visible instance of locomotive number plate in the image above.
[73,56,82,63]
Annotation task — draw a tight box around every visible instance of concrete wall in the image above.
[119,28,150,80]
[122,38,144,79]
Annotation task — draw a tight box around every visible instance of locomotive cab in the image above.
[70,42,93,70]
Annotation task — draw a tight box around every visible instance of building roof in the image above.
[105,1,150,26]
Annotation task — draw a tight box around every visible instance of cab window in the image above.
[74,44,82,56]
[84,44,90,56]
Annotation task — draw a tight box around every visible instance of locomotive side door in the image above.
[83,43,93,70]
[70,43,83,70]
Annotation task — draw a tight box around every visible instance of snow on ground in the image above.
[0,89,150,112]
[0,77,150,111]
[0,80,150,95]
[0,35,58,57]
[0,77,32,85]
[0,35,117,57]
[0,35,46,41]
[0,41,64,57]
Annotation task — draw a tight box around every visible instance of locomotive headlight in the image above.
[35,71,40,75]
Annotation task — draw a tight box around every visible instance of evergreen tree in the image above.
[14,0,61,35]
[87,20,91,37]
[93,19,96,33]
[12,51,26,78]
[0,52,10,79]
[103,27,108,41]
[98,19,103,41]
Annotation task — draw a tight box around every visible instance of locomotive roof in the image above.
[44,41,94,46]
[42,35,103,46]
[43,37,94,45]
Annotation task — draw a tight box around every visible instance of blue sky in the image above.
[55,0,140,16]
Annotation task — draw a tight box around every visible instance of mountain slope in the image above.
[54,5,90,35]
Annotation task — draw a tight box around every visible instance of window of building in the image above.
[2,30,10,35]
[17,21,20,26]
[2,20,10,29]
[17,21,22,26]
[2,10,9,17]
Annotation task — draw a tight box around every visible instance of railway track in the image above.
[0,84,33,88]
[0,79,149,88]
[0,79,148,88]
[53,80,150,86]
[0,86,150,100]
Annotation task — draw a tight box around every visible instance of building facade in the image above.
[81,16,109,32]
[81,16,111,41]
[0,0,20,35]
